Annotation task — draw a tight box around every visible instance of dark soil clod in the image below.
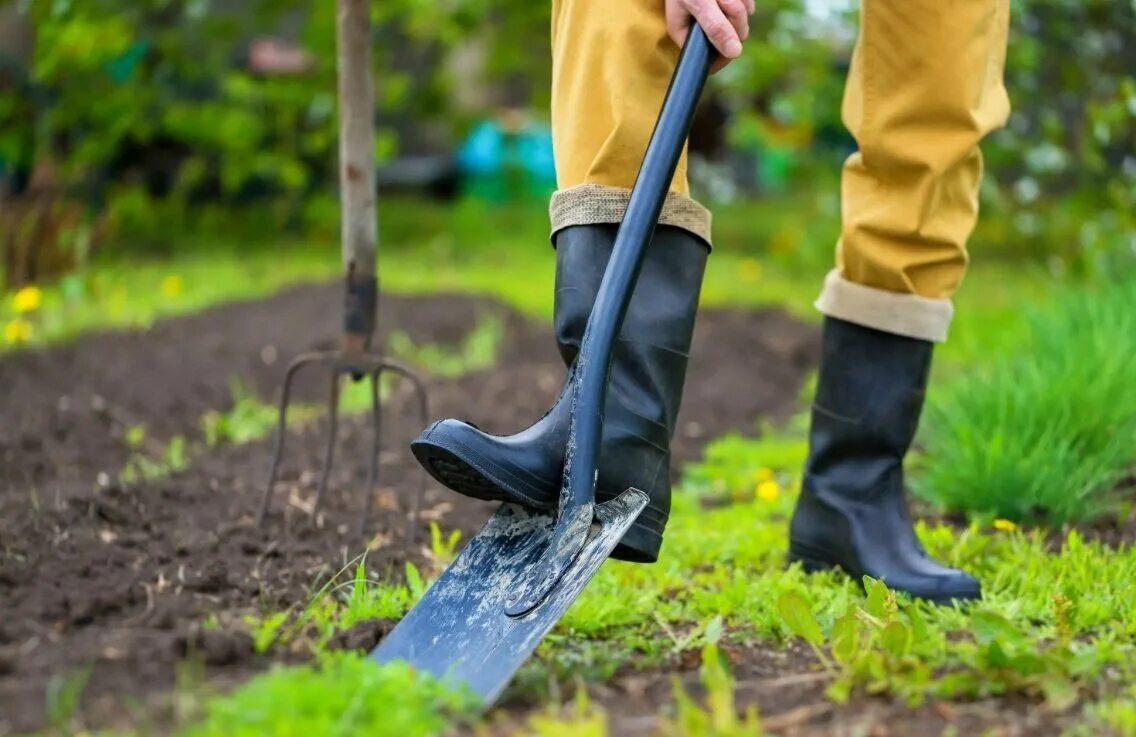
[326,619,397,653]
[179,629,256,668]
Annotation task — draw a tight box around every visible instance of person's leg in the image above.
[548,0,712,242]
[790,0,1011,603]
[411,0,711,563]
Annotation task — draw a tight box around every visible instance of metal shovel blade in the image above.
[370,488,648,707]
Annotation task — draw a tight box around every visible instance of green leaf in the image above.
[701,615,724,647]
[971,610,1020,647]
[404,562,425,601]
[985,640,1011,668]
[778,591,823,646]
[824,678,853,705]
[45,666,92,729]
[907,603,929,644]
[124,424,146,449]
[831,611,859,665]
[880,621,911,658]
[933,671,985,699]
[864,578,890,619]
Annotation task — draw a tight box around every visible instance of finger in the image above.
[743,0,755,15]
[718,0,750,41]
[666,2,692,48]
[684,0,743,59]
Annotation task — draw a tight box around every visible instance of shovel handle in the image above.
[504,24,716,617]
[563,25,714,511]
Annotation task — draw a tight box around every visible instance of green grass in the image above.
[178,655,478,737]
[181,422,1136,736]
[915,280,1136,525]
[0,242,341,351]
[1,193,1057,367]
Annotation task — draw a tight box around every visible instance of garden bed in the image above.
[0,283,821,733]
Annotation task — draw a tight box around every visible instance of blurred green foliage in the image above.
[1,0,1132,275]
[984,0,1136,278]
[4,0,465,204]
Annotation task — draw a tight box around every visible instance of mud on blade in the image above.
[370,490,647,706]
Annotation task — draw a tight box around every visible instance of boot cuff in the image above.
[549,184,713,248]
[815,270,954,343]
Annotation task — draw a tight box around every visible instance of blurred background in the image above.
[0,0,1133,341]
[2,6,1136,731]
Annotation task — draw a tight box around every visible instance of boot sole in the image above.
[411,432,555,510]
[411,431,663,563]
[787,543,979,606]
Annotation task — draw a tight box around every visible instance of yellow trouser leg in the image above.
[816,0,1011,342]
[548,0,712,246]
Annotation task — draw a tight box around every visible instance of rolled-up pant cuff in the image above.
[815,270,954,343]
[549,183,713,248]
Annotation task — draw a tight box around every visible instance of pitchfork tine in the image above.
[405,369,429,543]
[311,373,342,518]
[373,361,429,543]
[359,370,382,539]
[257,354,310,527]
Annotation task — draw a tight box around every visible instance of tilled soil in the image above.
[0,284,821,734]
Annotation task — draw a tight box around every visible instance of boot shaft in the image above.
[806,316,934,489]
[553,224,708,437]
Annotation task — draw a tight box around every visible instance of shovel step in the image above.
[370,488,648,707]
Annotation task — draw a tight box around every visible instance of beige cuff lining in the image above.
[815,270,954,343]
[549,183,713,248]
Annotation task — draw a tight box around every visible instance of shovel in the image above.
[371,24,714,706]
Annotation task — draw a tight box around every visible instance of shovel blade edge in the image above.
[370,488,648,707]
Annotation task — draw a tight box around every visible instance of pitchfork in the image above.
[256,0,428,538]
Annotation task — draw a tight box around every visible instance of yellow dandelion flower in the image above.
[756,480,781,503]
[4,318,34,345]
[993,519,1018,533]
[753,467,775,483]
[160,275,183,299]
[13,285,42,313]
[739,258,762,282]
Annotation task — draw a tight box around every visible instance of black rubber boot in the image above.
[411,223,708,562]
[788,316,981,604]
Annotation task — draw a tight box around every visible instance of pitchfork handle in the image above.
[338,0,379,353]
